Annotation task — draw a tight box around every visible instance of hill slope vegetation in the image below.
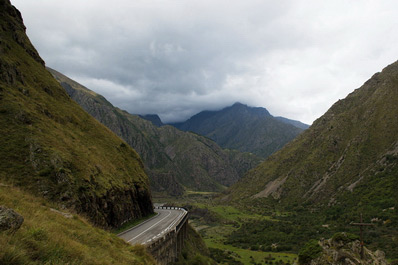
[0,0,153,228]
[226,61,398,259]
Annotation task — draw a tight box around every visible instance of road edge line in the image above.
[117,211,160,237]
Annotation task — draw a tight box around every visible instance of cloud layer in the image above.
[13,0,398,124]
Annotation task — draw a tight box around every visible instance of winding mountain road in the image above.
[118,207,187,245]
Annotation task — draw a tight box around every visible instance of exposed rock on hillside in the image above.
[0,206,24,232]
[229,61,398,206]
[0,0,153,228]
[226,61,398,259]
[299,233,389,265]
[48,68,262,195]
[170,102,306,158]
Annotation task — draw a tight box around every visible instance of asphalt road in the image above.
[118,208,186,245]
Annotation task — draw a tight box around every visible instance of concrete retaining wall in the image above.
[147,207,189,265]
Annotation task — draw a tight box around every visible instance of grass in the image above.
[186,199,298,265]
[205,239,297,264]
[0,184,156,265]
[185,190,220,196]
[0,3,153,228]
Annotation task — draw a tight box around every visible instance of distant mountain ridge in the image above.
[170,102,307,157]
[275,116,310,130]
[48,68,262,196]
[139,114,164,127]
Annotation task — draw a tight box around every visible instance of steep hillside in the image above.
[228,61,398,206]
[226,61,398,258]
[0,0,153,228]
[170,102,305,157]
[47,68,262,195]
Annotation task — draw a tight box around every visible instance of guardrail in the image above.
[144,206,188,245]
[147,206,189,265]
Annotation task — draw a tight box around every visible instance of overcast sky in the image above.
[12,0,398,124]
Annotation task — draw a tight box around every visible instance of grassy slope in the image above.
[228,62,398,205]
[0,1,156,263]
[0,0,153,228]
[173,225,216,265]
[0,184,156,265]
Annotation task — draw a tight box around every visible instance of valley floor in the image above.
[154,192,298,265]
[154,191,398,265]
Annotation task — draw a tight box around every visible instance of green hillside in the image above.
[0,185,156,265]
[225,61,398,259]
[0,0,153,228]
[228,61,398,206]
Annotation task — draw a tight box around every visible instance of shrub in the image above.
[298,239,322,265]
[331,232,359,244]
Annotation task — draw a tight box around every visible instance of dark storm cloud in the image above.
[12,0,398,123]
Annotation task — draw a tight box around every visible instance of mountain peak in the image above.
[171,102,303,157]
[231,102,246,107]
[228,102,271,117]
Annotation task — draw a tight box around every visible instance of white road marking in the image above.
[127,210,172,243]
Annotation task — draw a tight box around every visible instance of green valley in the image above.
[2,0,398,264]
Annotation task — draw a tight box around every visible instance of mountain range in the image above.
[170,102,307,158]
[2,0,397,262]
[48,68,263,196]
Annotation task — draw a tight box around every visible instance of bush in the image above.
[298,239,322,265]
[331,232,359,244]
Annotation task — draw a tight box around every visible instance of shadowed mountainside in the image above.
[170,102,306,158]
[47,68,262,196]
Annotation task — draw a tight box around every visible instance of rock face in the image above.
[48,68,262,195]
[0,0,153,228]
[0,206,24,232]
[170,102,306,158]
[300,233,389,265]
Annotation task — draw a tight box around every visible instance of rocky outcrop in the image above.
[77,185,153,228]
[0,206,24,232]
[300,233,389,265]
